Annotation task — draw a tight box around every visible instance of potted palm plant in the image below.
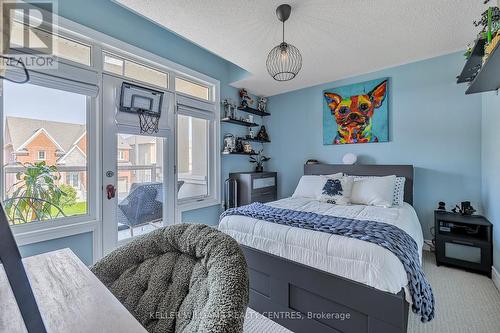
[249,149,270,172]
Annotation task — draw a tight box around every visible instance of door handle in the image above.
[106,184,116,200]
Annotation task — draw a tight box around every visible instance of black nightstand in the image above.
[228,172,277,207]
[434,210,493,277]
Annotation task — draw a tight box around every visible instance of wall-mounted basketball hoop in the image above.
[119,82,164,134]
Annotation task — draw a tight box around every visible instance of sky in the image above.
[3,80,87,124]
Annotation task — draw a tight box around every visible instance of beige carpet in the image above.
[243,252,500,333]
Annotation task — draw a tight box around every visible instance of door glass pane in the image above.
[2,81,88,225]
[177,115,208,199]
[117,134,164,241]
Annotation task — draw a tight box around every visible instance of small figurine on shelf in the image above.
[235,138,244,153]
[257,96,268,113]
[249,149,270,173]
[243,142,253,154]
[437,202,446,211]
[256,125,270,142]
[451,201,476,216]
[248,127,255,139]
[239,88,254,108]
[223,134,235,153]
[223,99,235,119]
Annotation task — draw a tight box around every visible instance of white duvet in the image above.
[218,197,423,303]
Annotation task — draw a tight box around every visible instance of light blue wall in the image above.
[19,232,93,265]
[266,52,483,239]
[481,92,500,271]
[18,0,251,261]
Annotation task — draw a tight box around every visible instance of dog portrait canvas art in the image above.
[323,78,389,145]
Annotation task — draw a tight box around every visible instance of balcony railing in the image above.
[3,163,162,225]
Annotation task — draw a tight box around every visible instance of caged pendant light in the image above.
[266,4,302,81]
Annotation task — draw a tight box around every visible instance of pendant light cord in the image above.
[282,21,285,43]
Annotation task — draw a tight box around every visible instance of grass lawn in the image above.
[61,202,87,216]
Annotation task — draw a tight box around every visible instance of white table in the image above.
[0,248,147,333]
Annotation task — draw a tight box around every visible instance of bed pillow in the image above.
[350,175,397,208]
[318,176,354,205]
[323,172,344,178]
[393,177,406,206]
[351,176,405,206]
[292,175,328,199]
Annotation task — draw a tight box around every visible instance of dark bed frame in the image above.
[241,164,414,333]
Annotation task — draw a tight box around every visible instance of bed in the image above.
[219,164,420,333]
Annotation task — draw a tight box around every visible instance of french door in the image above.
[101,74,176,255]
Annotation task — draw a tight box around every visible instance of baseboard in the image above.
[492,266,500,292]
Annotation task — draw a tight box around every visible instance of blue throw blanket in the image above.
[220,202,435,322]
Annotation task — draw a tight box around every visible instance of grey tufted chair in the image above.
[91,223,249,333]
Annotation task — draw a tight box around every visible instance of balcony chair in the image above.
[117,181,184,236]
[91,223,249,333]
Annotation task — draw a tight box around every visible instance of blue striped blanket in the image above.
[220,202,435,322]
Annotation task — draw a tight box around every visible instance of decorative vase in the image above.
[255,165,264,172]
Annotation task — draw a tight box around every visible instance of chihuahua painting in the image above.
[323,79,388,145]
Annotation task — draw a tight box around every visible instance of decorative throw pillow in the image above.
[318,176,354,205]
[393,177,406,206]
[292,175,329,199]
[350,175,396,208]
[351,176,405,206]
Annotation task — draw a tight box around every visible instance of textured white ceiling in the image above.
[116,0,486,96]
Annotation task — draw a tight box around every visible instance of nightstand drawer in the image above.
[253,191,277,203]
[229,172,277,206]
[252,177,275,189]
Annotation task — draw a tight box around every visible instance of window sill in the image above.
[178,197,221,212]
[12,219,99,247]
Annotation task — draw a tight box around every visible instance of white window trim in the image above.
[176,96,220,212]
[1,5,221,262]
[0,79,99,236]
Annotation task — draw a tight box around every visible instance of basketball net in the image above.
[137,109,160,134]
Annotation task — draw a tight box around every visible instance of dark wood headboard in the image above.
[304,164,414,205]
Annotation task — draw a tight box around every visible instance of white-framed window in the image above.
[103,52,169,89]
[1,77,96,227]
[175,77,211,101]
[176,95,219,209]
[1,4,220,259]
[118,150,126,161]
[9,18,93,67]
[66,172,80,187]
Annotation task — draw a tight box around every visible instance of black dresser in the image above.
[434,210,493,277]
[228,172,277,207]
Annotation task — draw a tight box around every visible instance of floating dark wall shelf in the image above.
[222,151,257,156]
[240,137,271,143]
[237,106,271,117]
[221,117,259,127]
[457,38,486,84]
[458,36,500,95]
[465,40,500,94]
